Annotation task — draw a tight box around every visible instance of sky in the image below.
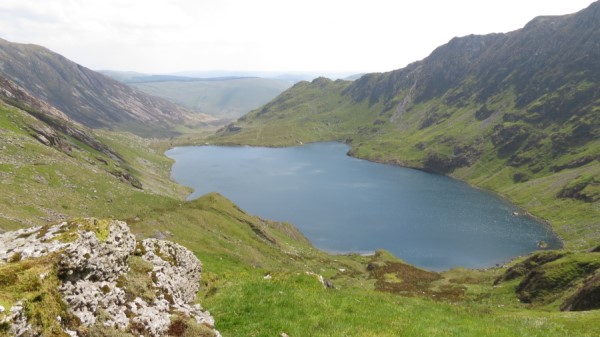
[0,0,594,75]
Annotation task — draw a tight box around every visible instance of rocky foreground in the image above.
[0,218,220,337]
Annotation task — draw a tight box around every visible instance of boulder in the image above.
[0,218,220,337]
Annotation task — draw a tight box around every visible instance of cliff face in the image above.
[0,219,220,337]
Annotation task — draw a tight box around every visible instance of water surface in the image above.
[166,142,560,270]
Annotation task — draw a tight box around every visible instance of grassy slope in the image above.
[2,99,600,336]
[127,194,600,337]
[209,78,600,250]
[0,101,187,231]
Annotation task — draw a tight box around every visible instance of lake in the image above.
[166,142,561,270]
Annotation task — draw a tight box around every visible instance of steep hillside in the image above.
[212,2,600,249]
[0,76,192,231]
[0,75,120,160]
[0,38,214,136]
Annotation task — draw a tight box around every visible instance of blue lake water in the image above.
[166,142,561,270]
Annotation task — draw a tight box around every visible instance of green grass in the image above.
[515,252,600,307]
[0,254,75,337]
[121,192,600,337]
[0,101,188,231]
[206,272,600,337]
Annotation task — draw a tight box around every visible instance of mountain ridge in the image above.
[0,38,215,136]
[212,1,600,249]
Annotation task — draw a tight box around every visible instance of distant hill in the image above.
[95,70,148,83]
[103,71,292,119]
[172,70,361,81]
[214,1,600,249]
[99,71,252,84]
[0,38,214,136]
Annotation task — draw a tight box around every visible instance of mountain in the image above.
[171,70,362,82]
[0,73,183,230]
[102,72,252,84]
[95,70,148,83]
[0,38,214,136]
[213,1,600,249]
[129,77,290,119]
[102,71,292,119]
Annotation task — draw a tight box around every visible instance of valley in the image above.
[101,71,292,120]
[211,2,600,251]
[0,1,599,336]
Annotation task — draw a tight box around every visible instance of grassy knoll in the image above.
[207,272,600,337]
[3,193,600,337]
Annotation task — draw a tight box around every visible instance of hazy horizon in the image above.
[0,0,595,74]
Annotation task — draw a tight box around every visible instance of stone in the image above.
[60,280,127,327]
[0,218,220,337]
[140,238,202,306]
[34,134,51,146]
[0,224,70,262]
[58,220,136,282]
[8,301,35,337]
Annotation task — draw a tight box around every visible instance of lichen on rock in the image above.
[0,218,220,337]
[140,238,202,307]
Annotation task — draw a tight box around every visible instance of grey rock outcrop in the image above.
[58,220,136,283]
[0,222,71,262]
[0,302,34,337]
[140,239,202,306]
[0,218,220,337]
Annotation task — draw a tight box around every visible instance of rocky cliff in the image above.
[0,218,219,337]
